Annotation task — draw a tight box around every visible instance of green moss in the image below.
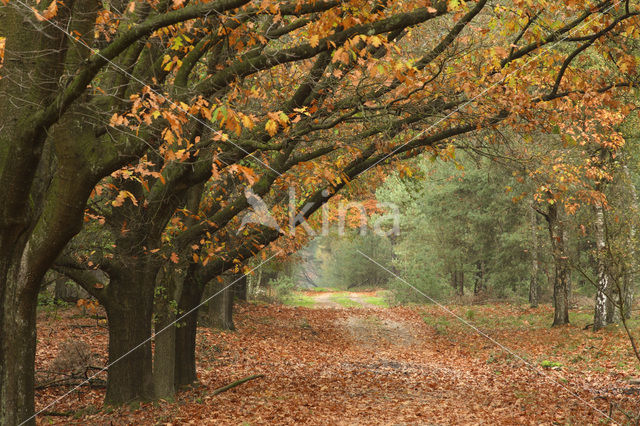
[540,360,563,369]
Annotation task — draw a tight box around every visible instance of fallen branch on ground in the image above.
[211,374,265,396]
[35,378,106,390]
[40,411,73,417]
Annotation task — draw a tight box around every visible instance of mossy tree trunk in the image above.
[102,254,159,404]
[152,264,186,399]
[174,267,206,388]
[103,288,155,404]
[0,6,68,423]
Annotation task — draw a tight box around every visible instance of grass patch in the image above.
[421,313,452,334]
[540,360,563,369]
[361,295,389,307]
[330,294,362,308]
[568,311,593,327]
[305,286,338,292]
[282,294,316,308]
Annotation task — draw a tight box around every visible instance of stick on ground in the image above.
[211,374,265,396]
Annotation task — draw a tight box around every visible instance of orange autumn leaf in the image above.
[32,0,58,21]
[265,119,278,136]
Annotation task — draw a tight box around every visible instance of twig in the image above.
[211,374,264,396]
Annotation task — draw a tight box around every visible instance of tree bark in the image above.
[622,163,638,319]
[0,137,98,424]
[174,271,206,388]
[474,261,485,296]
[457,269,464,296]
[103,266,157,404]
[54,276,90,302]
[0,269,39,426]
[234,274,248,301]
[547,203,570,326]
[451,268,464,296]
[0,6,74,424]
[152,265,185,399]
[593,204,612,331]
[203,277,236,330]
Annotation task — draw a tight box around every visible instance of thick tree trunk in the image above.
[234,274,248,301]
[0,9,78,423]
[172,263,214,389]
[0,270,39,426]
[204,278,236,330]
[103,270,156,404]
[153,309,177,399]
[174,274,206,388]
[152,265,185,399]
[547,203,570,326]
[553,269,570,326]
[0,148,96,424]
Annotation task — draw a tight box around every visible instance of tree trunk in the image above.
[529,202,540,308]
[623,286,634,320]
[593,205,612,331]
[204,278,236,330]
[54,276,90,302]
[234,274,248,301]
[474,261,485,296]
[152,265,185,399]
[223,280,235,329]
[103,270,156,404]
[0,143,96,424]
[547,203,570,326]
[0,269,39,426]
[451,268,464,297]
[174,270,206,388]
[605,290,621,324]
[175,265,205,388]
[622,163,637,319]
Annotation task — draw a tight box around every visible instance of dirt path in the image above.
[306,291,382,309]
[36,303,619,424]
[347,292,380,308]
[309,292,342,308]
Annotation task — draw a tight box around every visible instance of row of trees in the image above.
[312,113,640,332]
[1,0,639,423]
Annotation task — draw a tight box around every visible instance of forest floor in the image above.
[33,296,640,425]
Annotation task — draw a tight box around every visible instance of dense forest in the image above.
[1,0,640,424]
